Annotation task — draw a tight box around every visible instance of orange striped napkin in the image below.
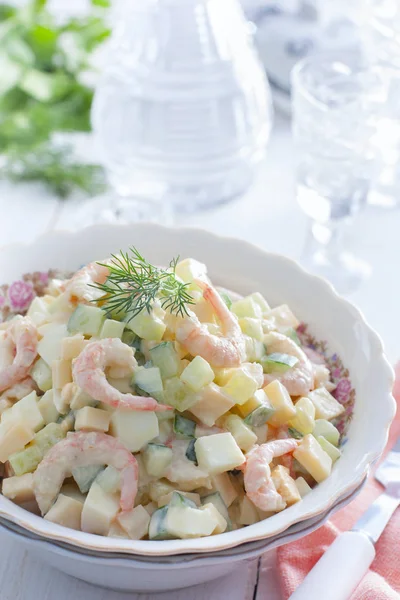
[277,364,400,599]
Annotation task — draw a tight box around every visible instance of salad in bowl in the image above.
[0,247,351,542]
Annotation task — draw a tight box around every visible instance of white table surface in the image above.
[0,114,399,599]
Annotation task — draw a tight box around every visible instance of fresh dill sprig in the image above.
[93,247,195,320]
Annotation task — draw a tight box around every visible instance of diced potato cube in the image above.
[293,434,332,483]
[100,319,125,340]
[210,473,238,507]
[165,505,218,539]
[313,364,335,391]
[189,383,235,427]
[2,473,35,504]
[108,522,130,539]
[175,258,207,283]
[157,491,201,508]
[195,433,245,475]
[52,389,69,415]
[223,414,257,452]
[81,482,120,535]
[200,503,227,534]
[117,505,150,540]
[52,359,72,389]
[313,419,340,447]
[238,496,259,525]
[0,422,34,462]
[30,358,52,392]
[222,363,264,405]
[180,356,214,392]
[236,389,267,418]
[44,494,83,531]
[231,297,262,319]
[289,397,315,435]
[38,390,60,424]
[75,407,110,433]
[126,311,166,342]
[308,388,345,421]
[264,380,296,426]
[142,444,173,478]
[267,304,299,329]
[109,410,159,452]
[316,436,341,463]
[295,477,313,497]
[239,318,263,341]
[3,391,44,433]
[37,324,68,365]
[149,479,176,502]
[60,483,86,503]
[61,334,87,360]
[271,465,301,506]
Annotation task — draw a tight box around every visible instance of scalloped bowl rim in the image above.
[0,224,395,556]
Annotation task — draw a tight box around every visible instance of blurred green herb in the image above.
[0,0,110,197]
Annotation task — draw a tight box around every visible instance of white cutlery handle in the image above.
[289,531,375,600]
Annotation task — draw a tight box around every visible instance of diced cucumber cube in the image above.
[179,356,214,392]
[149,342,180,379]
[244,337,265,362]
[68,305,105,337]
[132,366,164,401]
[185,439,197,464]
[142,443,173,477]
[316,436,341,463]
[249,292,270,314]
[125,310,166,342]
[289,397,315,436]
[285,328,301,346]
[239,318,263,341]
[163,377,199,412]
[223,414,257,452]
[96,465,121,493]
[34,422,65,455]
[30,358,52,392]
[149,506,173,540]
[100,319,125,340]
[261,353,299,374]
[288,427,303,439]
[168,490,198,509]
[295,476,312,497]
[312,419,340,447]
[121,330,140,348]
[9,445,43,476]
[231,296,262,319]
[219,292,232,309]
[73,464,104,494]
[244,390,275,427]
[174,414,196,439]
[201,491,232,531]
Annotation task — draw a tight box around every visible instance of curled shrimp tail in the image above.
[0,317,38,393]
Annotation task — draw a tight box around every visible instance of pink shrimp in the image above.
[33,431,138,515]
[72,338,171,412]
[0,376,36,405]
[242,439,299,512]
[263,332,313,396]
[176,279,245,368]
[0,317,38,393]
[64,260,111,304]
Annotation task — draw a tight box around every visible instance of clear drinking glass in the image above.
[292,55,387,293]
[362,0,400,208]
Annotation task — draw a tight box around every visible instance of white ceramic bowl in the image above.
[0,478,366,592]
[0,224,395,559]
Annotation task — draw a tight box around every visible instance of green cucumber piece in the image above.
[285,328,301,346]
[96,465,120,493]
[313,419,340,447]
[34,422,65,455]
[219,292,232,310]
[72,464,104,494]
[173,414,196,439]
[288,427,303,440]
[185,439,198,464]
[201,491,232,531]
[30,358,52,392]
[9,445,43,476]
[149,506,174,540]
[68,305,105,337]
[149,342,180,379]
[168,491,197,509]
[142,443,173,477]
[163,377,198,412]
[132,366,164,401]
[244,403,275,427]
[261,352,299,374]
